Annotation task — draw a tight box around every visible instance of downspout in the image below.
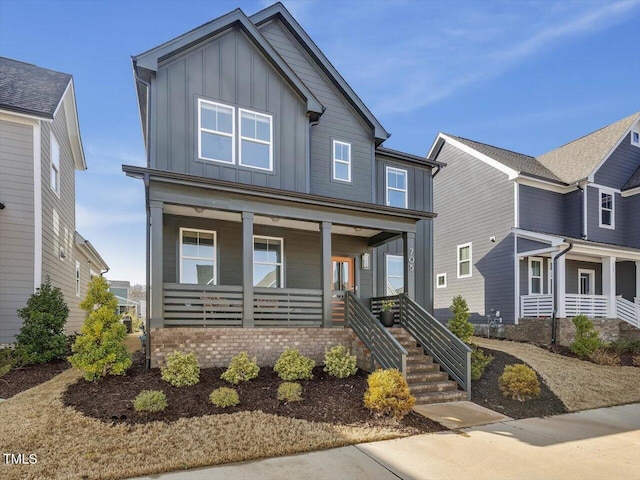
[432,165,443,178]
[551,242,573,345]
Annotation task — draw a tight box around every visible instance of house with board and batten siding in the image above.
[0,57,108,344]
[428,112,640,345]
[124,2,473,403]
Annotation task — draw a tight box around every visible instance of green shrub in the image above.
[471,345,494,381]
[277,382,302,402]
[80,276,117,313]
[498,364,541,402]
[273,347,315,381]
[364,369,415,421]
[323,345,357,379]
[133,390,167,412]
[570,315,603,359]
[0,347,26,378]
[589,349,620,366]
[209,387,239,408]
[16,278,69,364]
[627,340,640,355]
[448,295,473,344]
[608,340,630,355]
[161,351,200,387]
[221,352,260,384]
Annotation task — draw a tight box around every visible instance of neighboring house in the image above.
[108,280,141,317]
[125,4,470,401]
[0,57,109,344]
[429,112,640,344]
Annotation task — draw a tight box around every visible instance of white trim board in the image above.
[33,120,42,290]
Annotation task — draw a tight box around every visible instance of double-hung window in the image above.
[180,228,216,285]
[198,99,234,164]
[386,255,404,295]
[253,236,283,288]
[332,140,351,182]
[599,189,614,229]
[75,261,81,296]
[386,167,408,208]
[239,109,272,170]
[457,243,472,278]
[50,133,60,195]
[528,257,542,294]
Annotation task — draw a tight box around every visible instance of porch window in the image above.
[253,236,283,288]
[332,140,351,182]
[528,257,542,294]
[386,255,404,295]
[457,243,472,278]
[599,189,614,229]
[50,133,60,195]
[180,228,216,285]
[386,167,408,208]
[239,109,272,171]
[198,99,234,164]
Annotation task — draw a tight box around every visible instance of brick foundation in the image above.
[150,327,371,369]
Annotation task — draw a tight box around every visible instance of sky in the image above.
[1,0,639,286]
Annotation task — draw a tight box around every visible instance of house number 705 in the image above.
[408,248,415,271]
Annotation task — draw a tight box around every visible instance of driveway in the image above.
[130,403,640,480]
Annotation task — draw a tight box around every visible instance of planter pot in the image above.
[380,310,395,327]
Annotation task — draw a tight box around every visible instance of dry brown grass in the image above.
[473,337,640,412]
[0,368,411,480]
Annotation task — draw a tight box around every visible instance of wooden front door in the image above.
[332,256,355,325]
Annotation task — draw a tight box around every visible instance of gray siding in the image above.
[152,28,309,192]
[624,194,640,249]
[519,185,567,235]
[0,119,35,343]
[564,190,582,238]
[258,19,374,203]
[594,133,640,188]
[586,186,626,245]
[517,237,550,254]
[616,261,636,302]
[566,260,602,295]
[433,143,515,324]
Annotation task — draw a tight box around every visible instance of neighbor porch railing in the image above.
[520,294,553,317]
[616,296,640,328]
[565,294,608,318]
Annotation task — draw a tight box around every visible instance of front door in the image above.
[332,256,355,292]
[578,269,595,295]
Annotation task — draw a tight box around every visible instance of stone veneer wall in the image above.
[504,318,637,346]
[150,327,372,369]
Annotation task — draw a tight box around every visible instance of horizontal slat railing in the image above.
[399,294,471,399]
[520,294,553,318]
[346,292,407,375]
[616,296,640,328]
[370,295,401,324]
[565,294,608,318]
[163,283,243,327]
[254,287,322,327]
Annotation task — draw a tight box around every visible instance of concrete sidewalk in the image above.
[131,403,640,480]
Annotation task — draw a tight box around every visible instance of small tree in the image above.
[16,278,69,363]
[570,315,603,359]
[448,295,474,344]
[69,276,131,381]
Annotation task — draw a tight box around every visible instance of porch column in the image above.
[556,254,566,317]
[403,232,416,300]
[242,212,254,328]
[602,256,616,317]
[321,222,332,328]
[149,201,163,329]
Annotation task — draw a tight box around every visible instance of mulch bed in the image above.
[0,360,70,399]
[472,348,568,419]
[541,343,639,367]
[64,353,444,435]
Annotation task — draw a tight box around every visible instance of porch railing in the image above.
[398,294,471,398]
[332,290,347,326]
[253,287,322,327]
[520,294,553,317]
[345,292,408,375]
[370,295,401,324]
[565,294,608,318]
[163,283,243,327]
[616,296,640,328]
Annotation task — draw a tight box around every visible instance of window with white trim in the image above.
[631,128,640,147]
[198,99,234,164]
[457,243,472,278]
[436,273,447,288]
[332,140,351,182]
[528,257,542,294]
[386,255,404,295]
[386,167,408,208]
[253,236,283,288]
[50,133,60,195]
[239,109,272,170]
[180,228,216,285]
[75,261,81,296]
[547,258,553,294]
[599,189,614,229]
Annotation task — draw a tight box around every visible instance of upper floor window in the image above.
[386,167,408,208]
[180,228,216,285]
[599,189,614,229]
[50,133,60,195]
[254,236,283,288]
[386,254,404,295]
[457,243,472,278]
[239,109,272,171]
[332,140,351,182]
[198,99,234,164]
[631,128,640,147]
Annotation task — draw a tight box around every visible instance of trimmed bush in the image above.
[16,278,69,364]
[221,352,260,385]
[471,345,494,381]
[210,387,239,408]
[323,345,357,379]
[277,382,302,403]
[448,295,473,344]
[589,349,620,366]
[133,390,167,412]
[273,347,315,381]
[498,364,541,402]
[161,351,200,387]
[570,315,603,359]
[364,369,415,421]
